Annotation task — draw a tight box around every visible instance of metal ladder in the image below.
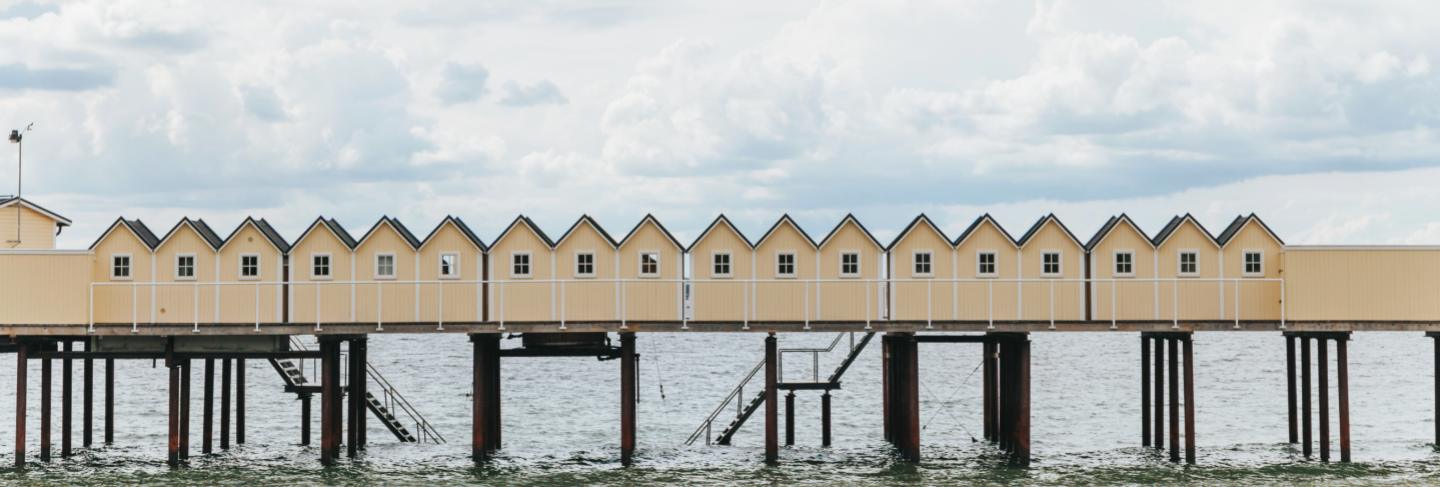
[685,332,875,446]
[269,337,446,443]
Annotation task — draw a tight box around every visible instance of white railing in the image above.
[86,276,1285,331]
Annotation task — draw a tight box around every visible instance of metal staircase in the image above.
[269,337,445,443]
[685,332,875,446]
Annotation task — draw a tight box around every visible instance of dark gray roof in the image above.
[491,215,555,248]
[886,214,951,250]
[557,214,618,248]
[1083,214,1150,251]
[191,219,224,249]
[420,216,487,252]
[952,214,1017,247]
[621,214,683,250]
[90,217,160,250]
[1016,214,1083,248]
[224,217,292,253]
[325,218,358,249]
[1216,213,1284,246]
[359,216,421,249]
[0,197,71,226]
[818,213,883,250]
[1150,214,1218,248]
[754,214,817,249]
[687,214,753,252]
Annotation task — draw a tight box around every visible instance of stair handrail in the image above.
[288,336,446,444]
[684,356,764,446]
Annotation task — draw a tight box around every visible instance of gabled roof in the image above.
[357,216,421,250]
[953,214,1018,248]
[818,213,883,250]
[1217,213,1285,246]
[0,197,71,227]
[1151,213,1219,248]
[620,214,683,250]
[754,214,817,249]
[419,216,487,252]
[1017,214,1084,248]
[219,217,291,254]
[687,214,753,252]
[157,217,225,250]
[294,216,359,250]
[556,214,618,249]
[490,215,555,249]
[1083,214,1151,251]
[886,214,952,251]
[88,217,160,251]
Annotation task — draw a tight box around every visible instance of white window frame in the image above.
[239,253,261,281]
[711,251,732,278]
[175,253,197,281]
[439,252,461,280]
[638,251,660,278]
[574,251,596,278]
[311,253,333,281]
[839,251,861,278]
[1242,250,1264,277]
[1041,251,1063,277]
[976,251,998,278]
[912,250,933,278]
[374,252,397,280]
[1177,250,1199,277]
[511,251,532,279]
[776,251,797,279]
[1112,250,1134,278]
[110,253,133,281]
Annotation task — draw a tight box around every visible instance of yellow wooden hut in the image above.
[1217,214,1284,321]
[751,214,817,322]
[1016,214,1085,321]
[952,214,1020,321]
[487,215,555,323]
[216,217,288,324]
[1150,214,1222,321]
[687,215,754,323]
[152,218,224,324]
[554,215,619,322]
[417,216,486,323]
[617,215,683,322]
[0,197,71,249]
[353,216,421,325]
[817,214,883,322]
[89,218,160,324]
[887,214,955,322]
[1085,214,1156,322]
[288,217,357,324]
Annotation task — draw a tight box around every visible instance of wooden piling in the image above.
[104,358,114,445]
[1168,337,1179,462]
[1319,337,1330,462]
[1183,335,1196,465]
[620,332,636,466]
[999,339,1011,452]
[1014,336,1031,466]
[821,392,832,447]
[1287,335,1298,444]
[221,358,231,450]
[1301,336,1312,459]
[983,339,994,442]
[15,343,26,468]
[905,334,921,462]
[84,341,93,449]
[181,359,190,461]
[1337,335,1350,463]
[765,332,778,464]
[320,340,339,465]
[355,339,368,450]
[1142,334,1150,447]
[41,355,50,463]
[236,358,246,445]
[62,341,72,457]
[300,394,312,446]
[785,392,795,447]
[1153,335,1164,449]
[471,333,499,462]
[167,359,178,467]
[347,340,360,459]
[882,335,891,443]
[204,358,214,455]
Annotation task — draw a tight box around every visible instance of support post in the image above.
[821,391,832,447]
[902,333,920,462]
[15,343,26,468]
[983,339,994,442]
[1142,334,1150,447]
[765,332,778,464]
[1012,335,1031,467]
[785,392,795,446]
[999,339,1011,452]
[62,341,72,458]
[1169,337,1179,462]
[1153,335,1163,449]
[347,340,360,459]
[471,333,500,462]
[204,358,214,455]
[41,354,50,463]
[319,339,340,465]
[1184,335,1196,465]
[1302,335,1312,459]
[1338,334,1350,463]
[105,358,114,445]
[620,332,636,466]
[236,358,246,445]
[84,341,93,450]
[180,358,190,461]
[1319,336,1330,462]
[1287,334,1297,444]
[882,335,891,443]
[221,358,231,450]
[355,339,367,450]
[300,394,312,446]
[167,358,178,467]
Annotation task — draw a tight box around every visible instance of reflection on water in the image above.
[0,332,1436,484]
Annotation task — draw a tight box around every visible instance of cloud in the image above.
[0,63,114,91]
[238,84,286,121]
[0,1,57,19]
[435,62,489,105]
[497,79,567,107]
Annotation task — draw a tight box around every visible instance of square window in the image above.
[913,251,932,276]
[776,253,796,277]
[312,254,331,279]
[512,253,531,278]
[575,252,595,277]
[1114,251,1133,276]
[639,252,660,276]
[375,254,395,279]
[1179,251,1198,276]
[712,252,731,277]
[240,254,260,279]
[840,252,860,277]
[977,252,997,276]
[440,253,460,278]
[176,254,195,279]
[1042,252,1062,276]
[111,255,131,280]
[1243,251,1263,275]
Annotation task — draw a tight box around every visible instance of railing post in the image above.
[438,281,445,331]
[743,280,750,330]
[987,280,994,330]
[88,284,95,333]
[377,281,384,330]
[315,282,322,332]
[131,283,138,333]
[926,279,933,329]
[804,280,811,330]
[254,282,260,331]
[193,282,200,333]
[498,282,506,331]
[1111,280,1117,329]
[1048,279,1055,330]
[621,280,628,330]
[559,280,566,330]
[1172,279,1179,329]
[1279,280,1287,329]
[864,280,872,330]
[1233,279,1241,329]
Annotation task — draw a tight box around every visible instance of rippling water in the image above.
[0,331,1436,485]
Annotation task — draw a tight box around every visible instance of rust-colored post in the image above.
[999,339,1011,452]
[355,339,368,450]
[491,335,502,449]
[1319,337,1330,462]
[236,358,245,445]
[821,391,832,447]
[1301,336,1312,459]
[221,358,231,450]
[1184,335,1196,465]
[1168,337,1179,462]
[167,359,178,467]
[620,332,636,466]
[785,392,795,446]
[84,341,93,449]
[180,358,190,461]
[472,334,499,462]
[15,342,26,468]
[104,358,114,445]
[882,335,891,443]
[347,340,359,459]
[300,394,312,446]
[1153,335,1164,449]
[41,354,50,463]
[1287,335,1297,444]
[320,340,338,465]
[1013,336,1031,467]
[203,358,214,455]
[905,334,921,462]
[1142,334,1150,447]
[62,341,72,457]
[765,333,778,464]
[983,339,994,442]
[1338,335,1350,463]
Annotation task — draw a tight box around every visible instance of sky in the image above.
[2,0,1439,248]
